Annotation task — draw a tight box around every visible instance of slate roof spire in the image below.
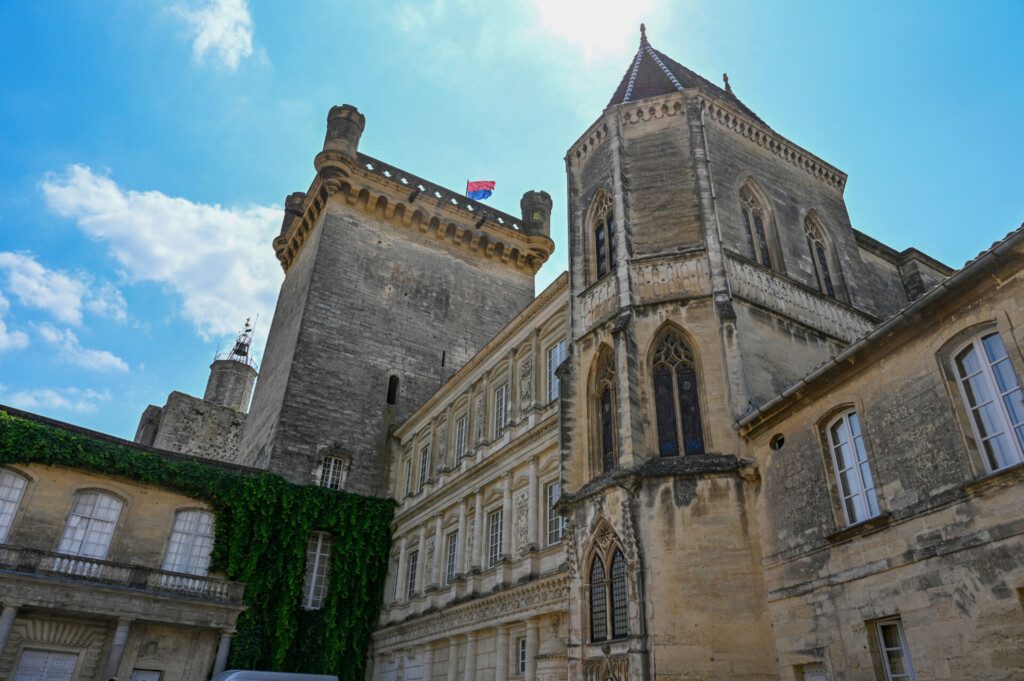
[608,24,764,124]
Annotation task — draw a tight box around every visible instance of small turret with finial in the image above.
[640,23,648,45]
[723,73,733,95]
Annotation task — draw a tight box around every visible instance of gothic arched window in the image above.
[589,555,608,642]
[591,192,617,280]
[652,330,705,456]
[595,352,617,472]
[740,184,772,268]
[805,215,836,298]
[610,549,628,638]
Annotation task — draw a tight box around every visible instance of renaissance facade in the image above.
[0,25,1021,681]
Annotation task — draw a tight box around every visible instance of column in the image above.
[462,632,477,681]
[101,618,132,680]
[494,624,509,681]
[415,524,427,596]
[456,498,467,576]
[396,535,408,602]
[527,456,539,551]
[430,513,444,588]
[422,642,435,681]
[446,638,459,681]
[471,490,484,572]
[212,630,234,677]
[501,472,512,560]
[525,619,539,681]
[0,604,18,653]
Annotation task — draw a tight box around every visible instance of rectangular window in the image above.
[162,509,215,576]
[131,671,163,681]
[302,532,331,610]
[876,618,916,681]
[319,455,347,490]
[544,481,564,546]
[827,410,880,525]
[455,415,468,461]
[547,339,567,402]
[418,445,430,492]
[406,549,418,598]
[57,491,122,559]
[0,470,28,543]
[487,509,503,567]
[14,649,79,681]
[494,383,510,438]
[517,637,527,674]
[444,531,458,584]
[403,459,413,497]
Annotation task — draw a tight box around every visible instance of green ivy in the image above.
[0,410,394,680]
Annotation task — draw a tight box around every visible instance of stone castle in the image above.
[0,25,1022,681]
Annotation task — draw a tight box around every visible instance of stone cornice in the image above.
[698,95,848,192]
[273,153,555,274]
[372,571,568,650]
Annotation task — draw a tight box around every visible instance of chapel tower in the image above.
[239,105,555,496]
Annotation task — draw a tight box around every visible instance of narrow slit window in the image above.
[387,375,400,405]
[805,216,836,297]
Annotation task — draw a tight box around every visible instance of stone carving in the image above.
[632,254,711,304]
[563,516,580,580]
[436,424,448,469]
[581,275,617,329]
[424,538,435,580]
[465,518,475,563]
[582,654,629,681]
[519,357,534,410]
[474,393,485,442]
[513,489,529,556]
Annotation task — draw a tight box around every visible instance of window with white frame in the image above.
[162,509,214,575]
[493,383,510,438]
[318,455,348,490]
[444,531,458,584]
[544,480,563,546]
[0,469,28,543]
[302,531,331,609]
[953,332,1024,472]
[487,508,503,567]
[547,339,567,402]
[826,410,880,525]
[455,415,468,462]
[517,636,527,674]
[403,458,413,497]
[406,549,419,598]
[418,444,430,492]
[57,491,123,559]
[876,618,916,681]
[13,649,79,681]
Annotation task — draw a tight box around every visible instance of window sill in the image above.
[962,461,1024,498]
[826,512,891,544]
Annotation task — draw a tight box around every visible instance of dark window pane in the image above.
[740,208,757,261]
[590,557,607,642]
[607,218,617,268]
[601,387,616,471]
[595,224,607,278]
[653,366,679,456]
[610,550,628,639]
[814,241,835,297]
[753,214,772,268]
[677,365,705,455]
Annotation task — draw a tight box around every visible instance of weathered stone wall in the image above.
[203,358,257,412]
[150,391,247,464]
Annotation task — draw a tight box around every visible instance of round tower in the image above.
[204,319,258,413]
[521,190,553,238]
[322,104,365,159]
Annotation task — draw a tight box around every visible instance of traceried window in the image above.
[318,455,348,491]
[651,331,705,456]
[589,555,608,642]
[487,508,503,567]
[827,410,880,525]
[493,382,510,438]
[805,215,836,297]
[162,509,214,575]
[544,480,563,546]
[418,444,430,492]
[406,549,418,598]
[455,415,468,462]
[57,491,122,559]
[953,332,1024,471]
[547,339,568,402]
[591,192,617,279]
[596,353,617,472]
[876,618,917,681]
[444,531,458,584]
[740,184,772,268]
[610,549,628,639]
[0,469,28,543]
[302,531,332,609]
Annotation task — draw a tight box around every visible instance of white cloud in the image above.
[35,323,129,373]
[5,386,112,415]
[0,293,29,353]
[41,164,282,348]
[85,281,128,323]
[0,252,88,325]
[176,0,255,70]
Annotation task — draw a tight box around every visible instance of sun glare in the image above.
[532,0,660,62]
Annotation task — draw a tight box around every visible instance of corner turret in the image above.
[521,190,553,238]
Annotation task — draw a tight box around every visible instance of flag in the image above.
[466,180,495,201]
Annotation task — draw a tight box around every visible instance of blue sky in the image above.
[0,0,1021,440]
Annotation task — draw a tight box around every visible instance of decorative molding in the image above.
[632,253,711,304]
[619,94,686,125]
[513,489,529,556]
[580,275,618,330]
[570,122,610,166]
[582,653,629,681]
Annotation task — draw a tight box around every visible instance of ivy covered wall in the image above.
[0,410,394,680]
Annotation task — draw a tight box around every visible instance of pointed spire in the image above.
[640,23,648,45]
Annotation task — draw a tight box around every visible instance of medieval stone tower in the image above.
[558,27,949,680]
[238,105,555,495]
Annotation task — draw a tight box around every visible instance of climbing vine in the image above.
[0,410,394,681]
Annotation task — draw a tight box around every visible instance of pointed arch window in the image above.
[595,353,617,472]
[610,549,628,638]
[589,555,608,642]
[740,185,772,268]
[805,216,836,297]
[652,331,705,456]
[591,192,617,279]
